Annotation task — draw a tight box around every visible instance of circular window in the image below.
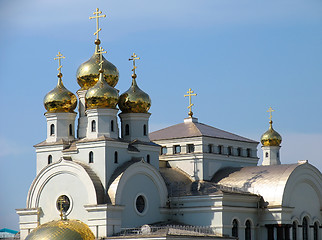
[56,195,70,214]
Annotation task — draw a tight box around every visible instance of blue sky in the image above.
[1,0,322,230]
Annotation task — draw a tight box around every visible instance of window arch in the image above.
[302,217,308,240]
[147,154,150,164]
[245,220,251,240]
[114,151,118,163]
[111,120,114,132]
[50,124,55,136]
[125,124,129,136]
[232,219,238,237]
[143,124,147,136]
[69,124,73,136]
[265,152,269,158]
[314,222,319,240]
[292,221,297,240]
[91,120,96,132]
[48,155,52,164]
[89,151,94,163]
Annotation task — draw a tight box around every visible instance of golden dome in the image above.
[44,74,77,113]
[85,70,119,109]
[118,74,151,113]
[76,44,119,90]
[25,219,95,240]
[261,120,282,146]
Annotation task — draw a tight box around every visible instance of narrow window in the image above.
[302,217,308,240]
[208,144,213,153]
[228,146,232,155]
[232,219,238,237]
[125,124,129,136]
[187,144,194,153]
[114,151,118,163]
[247,148,251,157]
[314,222,318,240]
[69,124,73,136]
[237,147,241,156]
[143,124,147,136]
[50,124,55,136]
[265,152,269,158]
[91,120,96,132]
[147,154,150,163]
[245,220,251,240]
[277,152,279,159]
[218,145,223,154]
[111,120,114,132]
[48,155,52,164]
[89,151,94,163]
[161,147,167,155]
[174,145,181,154]
[292,222,297,240]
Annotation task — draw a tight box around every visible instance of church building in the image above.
[16,8,322,240]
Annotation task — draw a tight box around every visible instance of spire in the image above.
[184,88,197,117]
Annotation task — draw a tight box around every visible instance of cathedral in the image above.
[16,8,322,240]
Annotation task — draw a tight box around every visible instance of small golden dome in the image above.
[118,74,151,113]
[44,75,77,113]
[25,219,95,240]
[261,120,282,146]
[85,71,119,109]
[76,45,119,90]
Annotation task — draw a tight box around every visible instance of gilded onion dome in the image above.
[25,219,95,240]
[261,120,282,146]
[76,41,119,90]
[44,73,77,113]
[85,68,119,109]
[118,73,151,113]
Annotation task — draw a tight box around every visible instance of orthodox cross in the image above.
[184,88,197,117]
[57,196,66,220]
[267,107,275,121]
[129,53,140,75]
[54,52,65,74]
[96,46,107,69]
[89,8,106,40]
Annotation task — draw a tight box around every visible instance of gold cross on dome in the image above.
[267,107,275,121]
[89,8,106,39]
[129,53,140,74]
[57,196,66,220]
[184,88,197,117]
[95,46,107,68]
[54,52,65,74]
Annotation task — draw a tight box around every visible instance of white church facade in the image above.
[16,9,322,240]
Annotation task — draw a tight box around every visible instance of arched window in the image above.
[245,220,251,240]
[218,145,223,154]
[89,151,94,163]
[292,221,297,240]
[147,154,150,163]
[50,124,55,136]
[208,144,213,153]
[91,120,96,132]
[232,219,238,237]
[125,124,129,136]
[302,217,308,240]
[48,155,52,164]
[228,146,232,155]
[237,147,241,156]
[111,120,114,132]
[265,152,269,158]
[69,124,73,136]
[314,222,319,240]
[114,151,118,163]
[143,124,147,136]
[247,148,251,157]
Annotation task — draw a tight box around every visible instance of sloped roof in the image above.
[150,121,257,143]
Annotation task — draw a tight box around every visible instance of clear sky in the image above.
[0,0,322,230]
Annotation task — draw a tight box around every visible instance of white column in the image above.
[77,89,87,139]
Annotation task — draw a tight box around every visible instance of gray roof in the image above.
[212,164,300,206]
[150,121,257,143]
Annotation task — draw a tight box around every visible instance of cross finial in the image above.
[129,53,140,75]
[57,196,66,220]
[54,52,65,75]
[89,8,106,40]
[267,107,275,121]
[95,46,107,69]
[184,88,197,117]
